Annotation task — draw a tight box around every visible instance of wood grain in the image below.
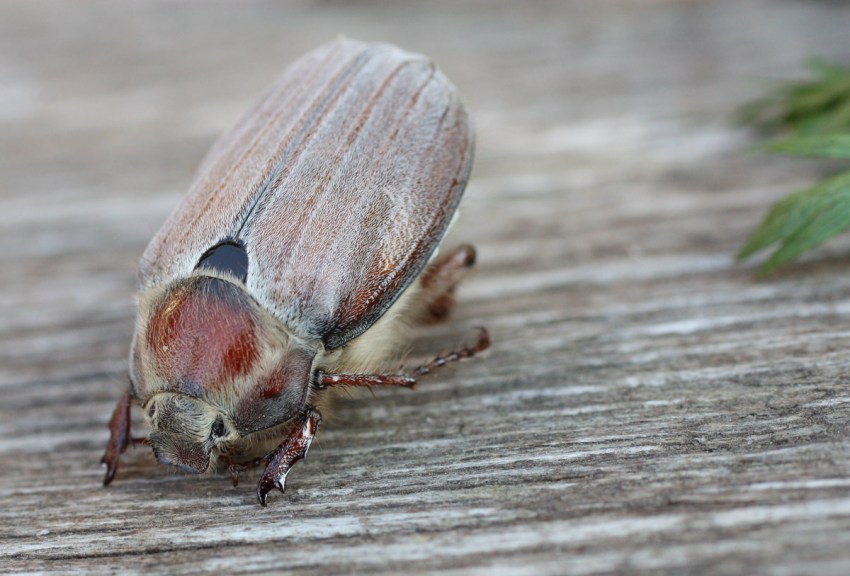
[2,1,850,574]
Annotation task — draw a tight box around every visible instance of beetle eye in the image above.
[210,417,228,440]
[147,404,156,419]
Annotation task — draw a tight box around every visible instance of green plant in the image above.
[737,60,850,274]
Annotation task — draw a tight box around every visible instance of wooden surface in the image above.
[3,1,850,574]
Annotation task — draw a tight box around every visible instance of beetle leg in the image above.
[318,327,490,389]
[257,408,321,506]
[317,371,416,389]
[419,244,477,323]
[219,453,267,488]
[408,327,490,378]
[101,389,133,486]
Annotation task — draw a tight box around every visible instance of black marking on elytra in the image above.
[196,241,249,283]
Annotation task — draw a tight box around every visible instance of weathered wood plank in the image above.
[2,0,850,574]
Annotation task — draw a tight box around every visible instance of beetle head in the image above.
[145,393,235,473]
[130,274,316,473]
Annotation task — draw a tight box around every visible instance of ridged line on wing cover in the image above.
[232,45,376,240]
[324,91,470,348]
[142,43,351,275]
[280,60,439,325]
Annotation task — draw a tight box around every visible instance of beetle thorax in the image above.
[130,274,317,473]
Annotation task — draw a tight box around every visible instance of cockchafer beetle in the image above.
[101,38,489,505]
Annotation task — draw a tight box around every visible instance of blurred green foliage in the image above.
[738,60,850,274]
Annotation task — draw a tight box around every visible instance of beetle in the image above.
[100,39,489,505]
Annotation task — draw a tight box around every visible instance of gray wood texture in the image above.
[2,1,850,574]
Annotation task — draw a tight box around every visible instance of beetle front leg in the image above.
[257,408,321,506]
[220,453,267,488]
[101,389,133,485]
